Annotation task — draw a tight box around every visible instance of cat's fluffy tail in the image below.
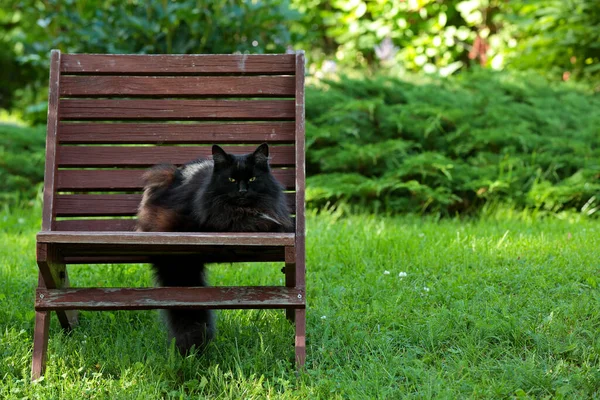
[152,256,215,354]
[142,163,179,192]
[137,164,181,232]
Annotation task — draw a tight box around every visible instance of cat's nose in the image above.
[238,181,248,193]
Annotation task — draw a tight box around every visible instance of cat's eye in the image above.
[228,177,236,183]
[249,177,257,182]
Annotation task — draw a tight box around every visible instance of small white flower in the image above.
[398,272,408,278]
[383,270,390,275]
[423,287,430,292]
[418,233,425,238]
[321,315,327,320]
[321,60,337,74]
[18,218,25,224]
[374,37,399,62]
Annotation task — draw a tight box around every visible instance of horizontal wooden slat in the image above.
[58,122,296,144]
[60,99,295,121]
[36,286,305,311]
[57,145,295,167]
[55,219,137,231]
[59,244,286,263]
[37,231,295,246]
[55,194,140,216]
[38,244,288,262]
[54,217,296,233]
[60,76,295,97]
[56,168,295,191]
[60,54,296,75]
[61,252,288,263]
[55,193,296,217]
[64,255,149,264]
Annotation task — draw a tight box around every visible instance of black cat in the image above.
[137,143,293,354]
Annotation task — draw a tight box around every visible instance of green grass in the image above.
[1,205,599,399]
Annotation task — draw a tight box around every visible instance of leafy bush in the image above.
[1,0,297,123]
[507,0,600,83]
[0,124,45,205]
[306,69,600,215]
[291,0,510,74]
[2,70,599,216]
[292,0,600,86]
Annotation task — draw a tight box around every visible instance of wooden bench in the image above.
[32,50,306,379]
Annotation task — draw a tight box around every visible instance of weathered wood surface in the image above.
[42,243,287,263]
[295,308,307,367]
[59,99,295,120]
[36,286,306,310]
[294,51,307,291]
[36,243,64,290]
[58,122,296,144]
[55,194,141,216]
[56,168,295,191]
[61,251,285,264]
[36,246,79,330]
[60,76,295,97]
[55,193,295,216]
[284,246,297,321]
[54,216,295,233]
[42,50,61,231]
[31,309,50,380]
[61,54,297,75]
[55,218,138,232]
[37,231,295,246]
[56,145,295,167]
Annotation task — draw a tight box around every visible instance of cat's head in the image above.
[209,143,280,206]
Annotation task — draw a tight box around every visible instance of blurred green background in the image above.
[1,0,599,215]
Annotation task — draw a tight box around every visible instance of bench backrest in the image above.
[42,50,305,235]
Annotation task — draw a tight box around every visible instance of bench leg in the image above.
[54,269,79,331]
[284,263,296,323]
[31,310,50,380]
[37,245,79,331]
[295,308,306,368]
[284,246,306,367]
[284,247,297,322]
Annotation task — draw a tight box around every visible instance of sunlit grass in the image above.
[1,204,599,398]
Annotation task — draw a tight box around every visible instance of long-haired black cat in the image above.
[137,143,293,354]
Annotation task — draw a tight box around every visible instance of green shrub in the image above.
[306,69,600,215]
[0,124,45,205]
[2,70,599,216]
[2,0,298,123]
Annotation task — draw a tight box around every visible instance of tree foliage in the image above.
[292,0,512,75]
[2,0,297,122]
[1,0,599,121]
[292,0,600,86]
[506,0,600,82]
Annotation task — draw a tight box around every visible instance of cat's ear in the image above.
[252,143,269,164]
[212,145,230,165]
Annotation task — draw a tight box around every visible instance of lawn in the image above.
[1,204,599,399]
